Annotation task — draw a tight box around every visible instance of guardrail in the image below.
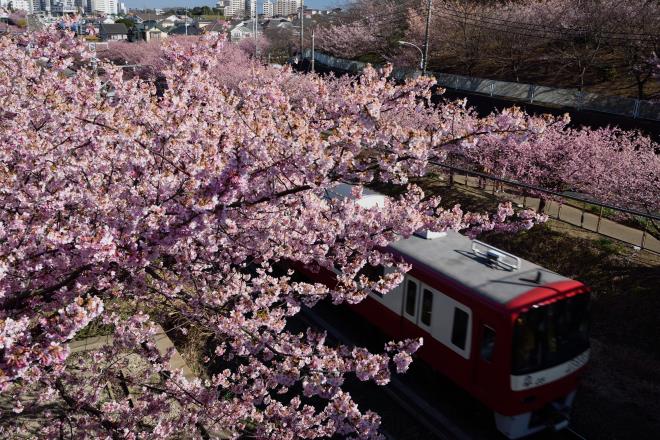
[303,50,660,122]
[427,161,660,254]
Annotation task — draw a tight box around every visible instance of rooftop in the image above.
[389,232,570,306]
[327,184,576,307]
[100,23,128,34]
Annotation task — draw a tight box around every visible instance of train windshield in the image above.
[512,293,590,375]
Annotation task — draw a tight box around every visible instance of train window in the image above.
[480,326,496,362]
[512,293,590,375]
[357,264,384,282]
[358,264,385,298]
[421,288,433,326]
[451,308,469,350]
[405,279,417,316]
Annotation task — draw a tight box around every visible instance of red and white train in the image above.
[300,185,591,439]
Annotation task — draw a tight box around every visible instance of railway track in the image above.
[296,304,489,440]
[565,427,588,440]
[296,301,590,440]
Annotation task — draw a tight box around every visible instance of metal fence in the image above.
[304,50,660,122]
[428,162,660,254]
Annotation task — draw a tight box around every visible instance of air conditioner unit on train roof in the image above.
[414,229,447,239]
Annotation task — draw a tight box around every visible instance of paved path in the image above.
[69,325,195,380]
[70,328,230,437]
[450,174,660,253]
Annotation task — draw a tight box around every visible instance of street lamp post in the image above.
[311,26,315,73]
[422,0,433,75]
[300,0,304,59]
[398,40,424,71]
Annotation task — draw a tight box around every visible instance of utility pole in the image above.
[299,0,304,60]
[184,7,188,36]
[311,26,315,73]
[252,0,257,59]
[422,0,433,75]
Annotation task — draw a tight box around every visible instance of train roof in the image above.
[389,231,571,306]
[327,184,574,306]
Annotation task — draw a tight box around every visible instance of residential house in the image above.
[201,20,226,35]
[167,23,202,36]
[162,14,180,23]
[133,13,162,23]
[145,26,167,42]
[262,17,292,31]
[129,20,168,42]
[158,18,177,29]
[99,22,128,41]
[230,19,261,42]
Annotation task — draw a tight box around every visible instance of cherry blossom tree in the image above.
[316,0,411,61]
[237,35,272,60]
[98,39,169,78]
[325,0,659,97]
[101,35,273,84]
[0,29,550,438]
[458,110,660,215]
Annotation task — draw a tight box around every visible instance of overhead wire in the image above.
[434,4,660,43]
[327,0,419,28]
[436,2,660,39]
[326,1,658,46]
[433,7,659,47]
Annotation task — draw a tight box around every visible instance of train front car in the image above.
[383,235,591,439]
[496,279,590,438]
[320,185,591,438]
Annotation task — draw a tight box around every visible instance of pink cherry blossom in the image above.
[0,29,554,438]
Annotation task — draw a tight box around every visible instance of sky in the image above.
[125,0,345,10]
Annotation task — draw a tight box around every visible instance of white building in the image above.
[263,1,273,18]
[3,0,31,11]
[27,0,45,13]
[90,0,117,15]
[51,0,76,14]
[223,0,255,18]
[274,0,301,17]
[222,0,240,18]
[230,18,261,42]
[0,0,84,13]
[74,0,90,14]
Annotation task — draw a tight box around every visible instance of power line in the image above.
[433,8,659,47]
[328,0,419,27]
[435,4,660,43]
[327,1,658,48]
[437,3,660,39]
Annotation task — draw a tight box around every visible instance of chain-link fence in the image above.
[428,162,660,254]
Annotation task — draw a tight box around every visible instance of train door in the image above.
[474,322,498,396]
[401,276,421,336]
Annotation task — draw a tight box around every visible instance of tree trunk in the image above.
[539,198,547,214]
[635,73,645,100]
